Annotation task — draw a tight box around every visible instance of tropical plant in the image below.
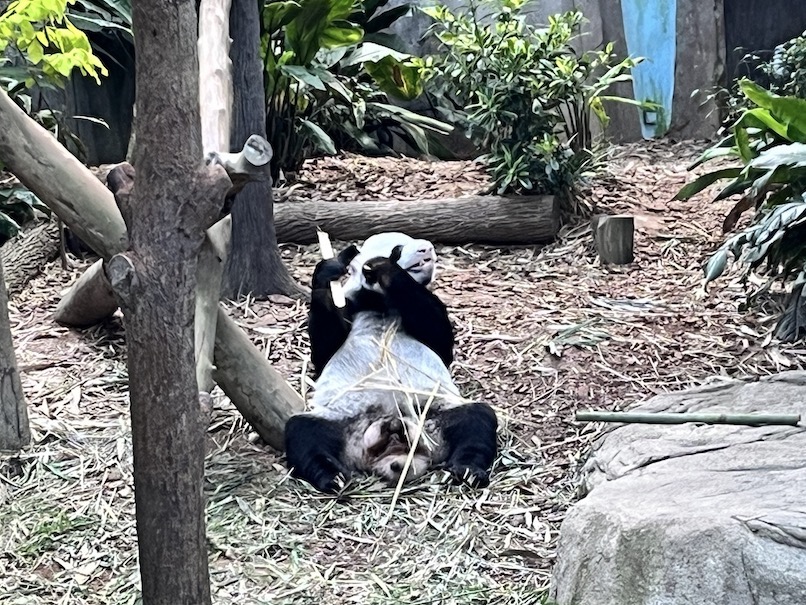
[422,0,640,202]
[0,184,49,243]
[676,79,806,341]
[261,0,451,178]
[760,30,806,99]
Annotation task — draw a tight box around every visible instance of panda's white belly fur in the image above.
[310,312,461,420]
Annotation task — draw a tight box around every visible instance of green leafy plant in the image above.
[758,30,806,99]
[262,0,451,178]
[422,0,639,202]
[0,184,49,243]
[676,79,806,341]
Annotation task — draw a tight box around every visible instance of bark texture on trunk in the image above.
[0,254,29,451]
[117,2,230,603]
[221,0,302,299]
[273,195,561,244]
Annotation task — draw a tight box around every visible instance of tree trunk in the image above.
[273,195,560,244]
[0,253,29,450]
[1,218,60,297]
[221,0,303,299]
[117,2,231,603]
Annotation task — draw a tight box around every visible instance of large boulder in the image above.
[551,372,806,605]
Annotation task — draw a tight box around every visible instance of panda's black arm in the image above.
[308,246,359,376]
[382,268,454,368]
[285,415,349,493]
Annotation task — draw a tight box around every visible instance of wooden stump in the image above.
[274,195,560,245]
[593,214,634,265]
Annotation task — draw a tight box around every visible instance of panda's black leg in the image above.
[437,403,497,487]
[284,415,349,493]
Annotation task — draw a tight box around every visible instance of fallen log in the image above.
[273,195,560,245]
[1,218,60,297]
[212,307,303,450]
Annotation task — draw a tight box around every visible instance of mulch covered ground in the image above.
[2,141,803,605]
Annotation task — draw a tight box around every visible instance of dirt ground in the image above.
[2,141,804,605]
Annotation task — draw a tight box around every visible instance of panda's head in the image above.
[343,232,437,297]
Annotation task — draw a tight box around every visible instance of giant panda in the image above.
[284,232,498,493]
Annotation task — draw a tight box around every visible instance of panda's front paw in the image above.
[446,463,490,489]
[361,257,398,291]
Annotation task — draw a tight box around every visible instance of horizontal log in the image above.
[274,195,560,245]
[1,218,59,297]
[0,88,127,259]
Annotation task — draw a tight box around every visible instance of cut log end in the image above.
[593,214,634,265]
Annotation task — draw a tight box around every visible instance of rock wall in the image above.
[550,372,806,605]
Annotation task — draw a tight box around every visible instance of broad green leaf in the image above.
[280,65,326,90]
[320,23,363,48]
[365,56,423,100]
[735,108,789,139]
[674,168,744,200]
[748,143,806,170]
[740,79,806,141]
[300,119,337,154]
[340,42,409,67]
[262,0,302,34]
[703,248,729,283]
[373,102,453,134]
[364,5,411,34]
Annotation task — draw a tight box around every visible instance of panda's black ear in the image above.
[389,245,404,264]
[338,244,359,265]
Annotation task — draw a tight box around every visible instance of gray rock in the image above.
[551,372,806,605]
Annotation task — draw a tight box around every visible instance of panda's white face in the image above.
[343,233,437,297]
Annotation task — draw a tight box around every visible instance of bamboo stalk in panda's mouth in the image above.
[317,229,346,308]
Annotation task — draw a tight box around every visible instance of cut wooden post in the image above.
[593,214,634,265]
[274,195,560,244]
[194,216,231,392]
[212,307,304,450]
[0,254,29,450]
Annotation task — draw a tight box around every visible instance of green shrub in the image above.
[262,0,452,179]
[676,79,806,341]
[422,0,639,202]
[761,30,806,99]
[0,185,49,243]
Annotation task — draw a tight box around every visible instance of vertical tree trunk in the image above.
[221,0,304,299]
[115,2,230,603]
[0,255,29,451]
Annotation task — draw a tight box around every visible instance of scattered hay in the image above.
[2,140,804,604]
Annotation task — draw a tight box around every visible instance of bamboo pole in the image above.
[575,411,801,427]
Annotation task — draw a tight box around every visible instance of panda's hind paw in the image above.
[446,464,490,489]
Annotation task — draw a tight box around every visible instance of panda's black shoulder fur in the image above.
[308,245,454,377]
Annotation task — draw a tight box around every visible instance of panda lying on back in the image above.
[284,233,498,493]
